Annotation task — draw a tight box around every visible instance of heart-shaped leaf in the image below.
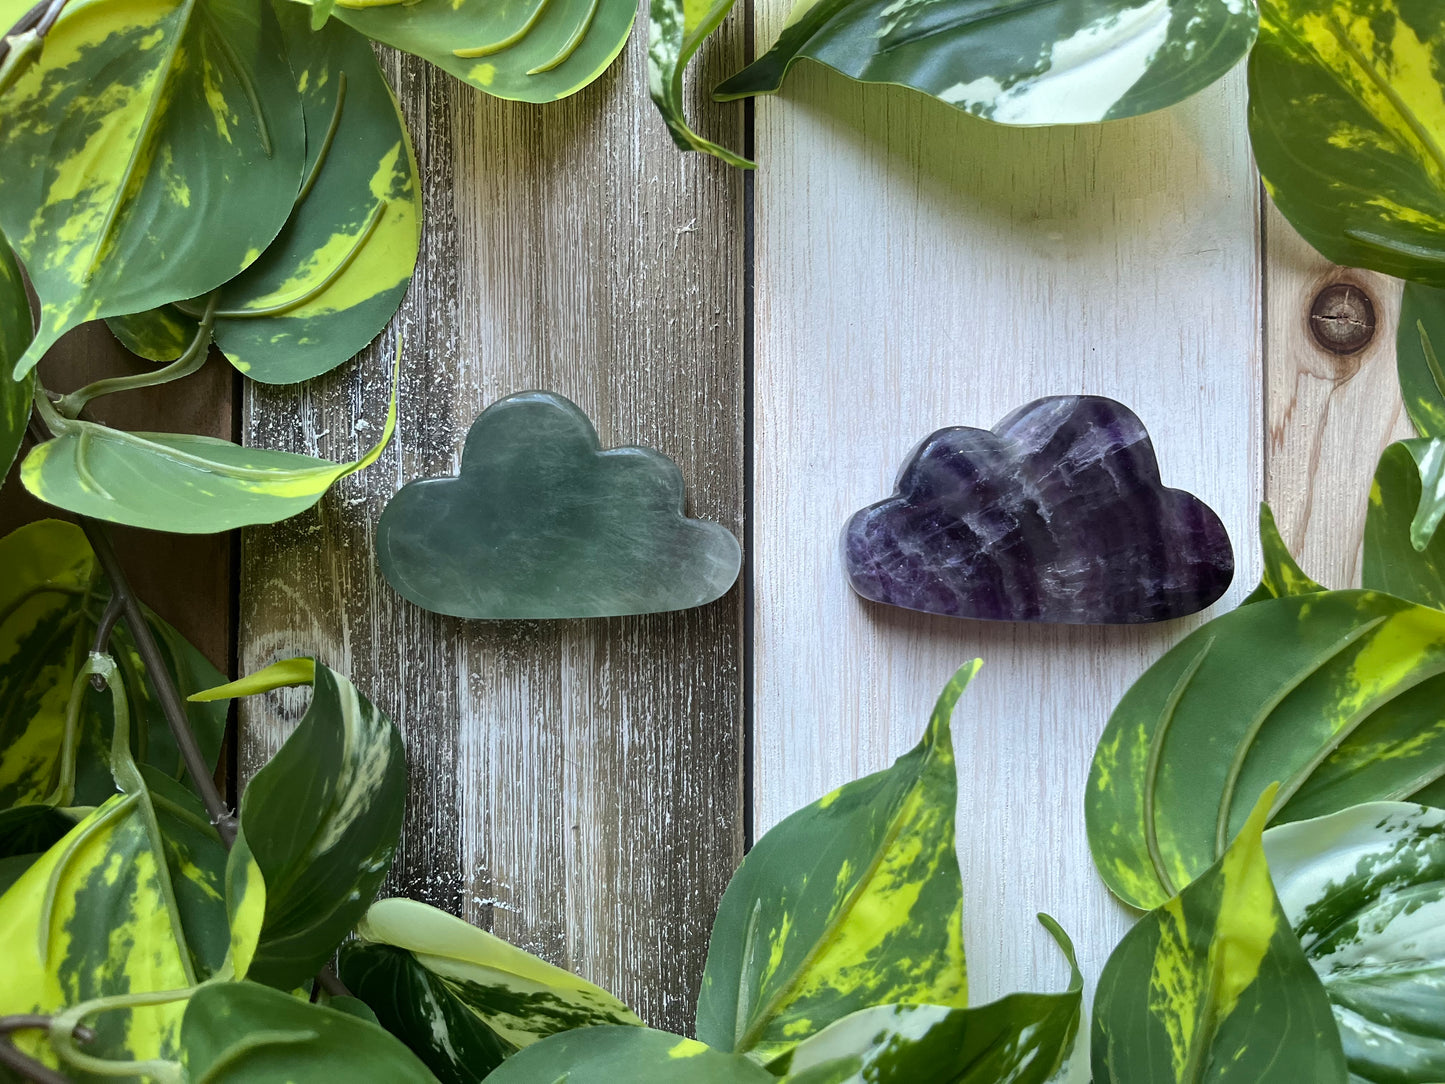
[21,361,396,532]
[307,0,635,104]
[485,1026,775,1084]
[0,519,227,816]
[716,0,1258,128]
[1092,790,1348,1083]
[180,981,438,1082]
[1248,0,1445,284]
[1398,284,1445,438]
[1264,801,1445,1082]
[0,0,306,376]
[112,8,422,384]
[648,0,751,167]
[339,895,639,1076]
[1087,589,1445,910]
[696,662,978,1061]
[772,915,1082,1084]
[1364,440,1445,609]
[0,242,33,478]
[219,660,407,991]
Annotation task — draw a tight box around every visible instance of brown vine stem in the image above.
[0,1016,94,1084]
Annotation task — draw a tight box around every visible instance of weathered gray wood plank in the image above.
[239,15,746,1032]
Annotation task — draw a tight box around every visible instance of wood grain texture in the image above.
[1263,204,1410,590]
[749,61,1264,1002]
[238,20,747,1032]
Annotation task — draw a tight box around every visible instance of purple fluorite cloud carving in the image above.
[843,396,1234,624]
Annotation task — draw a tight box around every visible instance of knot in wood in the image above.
[1309,283,1376,357]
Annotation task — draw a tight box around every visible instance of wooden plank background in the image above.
[6,0,1408,1037]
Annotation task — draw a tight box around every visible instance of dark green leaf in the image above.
[0,0,306,375]
[1092,791,1347,1083]
[0,242,32,478]
[1398,283,1445,437]
[696,662,978,1061]
[648,0,751,167]
[1364,439,1445,608]
[180,981,438,1082]
[772,915,1082,1084]
[1265,801,1445,1082]
[1087,589,1445,909]
[1241,502,1326,604]
[224,660,407,990]
[1248,0,1445,284]
[716,0,1257,128]
[485,1026,775,1084]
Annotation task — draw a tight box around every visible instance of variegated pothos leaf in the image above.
[225,660,407,991]
[1248,0,1445,284]
[0,242,33,479]
[1264,801,1445,1082]
[1398,283,1445,438]
[647,0,750,167]
[485,1026,775,1084]
[696,662,978,1061]
[1241,502,1326,604]
[1364,439,1445,609]
[1087,589,1445,910]
[0,0,306,375]
[716,0,1258,127]
[343,896,640,1055]
[1092,790,1347,1083]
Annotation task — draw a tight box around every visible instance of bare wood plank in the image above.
[1263,205,1410,588]
[239,20,746,1031]
[750,64,1264,1000]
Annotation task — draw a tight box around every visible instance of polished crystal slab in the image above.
[843,395,1234,624]
[376,392,741,619]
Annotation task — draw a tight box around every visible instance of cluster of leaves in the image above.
[1081,298,1445,1081]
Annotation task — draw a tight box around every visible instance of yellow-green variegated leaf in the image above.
[1248,0,1445,284]
[715,0,1258,128]
[115,9,421,384]
[311,0,634,104]
[1086,589,1445,910]
[1364,439,1445,610]
[1264,801,1445,1082]
[0,0,306,376]
[224,660,407,990]
[696,662,979,1062]
[647,0,750,167]
[341,896,640,1067]
[486,1027,775,1084]
[0,243,33,478]
[1398,284,1445,437]
[0,519,227,819]
[773,915,1082,1084]
[1092,791,1347,1084]
[20,366,395,532]
[1241,502,1327,604]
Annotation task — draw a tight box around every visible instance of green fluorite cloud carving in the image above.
[376,392,741,619]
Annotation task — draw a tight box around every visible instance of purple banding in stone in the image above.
[842,396,1234,625]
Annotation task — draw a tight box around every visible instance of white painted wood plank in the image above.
[750,62,1263,1001]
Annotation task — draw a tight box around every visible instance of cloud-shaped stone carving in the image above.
[376,392,741,619]
[843,396,1234,624]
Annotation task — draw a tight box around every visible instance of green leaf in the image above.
[647,0,751,168]
[715,0,1258,127]
[1086,589,1445,910]
[116,8,422,384]
[309,0,635,104]
[0,0,306,376]
[1264,801,1445,1082]
[1364,439,1445,608]
[696,662,978,1062]
[1241,502,1326,604]
[1398,283,1445,438]
[0,242,33,478]
[0,518,227,813]
[341,896,639,1061]
[1092,790,1347,1083]
[224,660,407,990]
[485,1026,775,1084]
[20,362,396,532]
[772,915,1082,1084]
[1248,0,1445,284]
[180,981,439,1082]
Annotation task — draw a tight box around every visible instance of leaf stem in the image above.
[49,990,190,1083]
[0,0,71,96]
[296,72,347,206]
[0,1015,94,1084]
[57,292,220,418]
